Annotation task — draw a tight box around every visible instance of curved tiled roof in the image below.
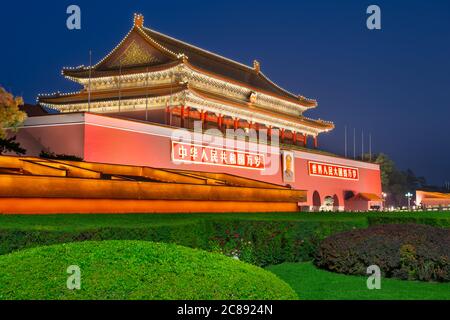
[141,27,303,102]
[62,20,317,108]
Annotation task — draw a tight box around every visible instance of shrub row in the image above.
[368,216,450,228]
[0,219,364,267]
[1,213,449,268]
[314,224,450,282]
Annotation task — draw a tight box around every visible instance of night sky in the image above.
[1,0,449,185]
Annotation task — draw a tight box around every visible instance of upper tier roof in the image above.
[62,14,317,108]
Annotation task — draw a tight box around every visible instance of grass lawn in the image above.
[0,211,449,231]
[267,262,450,300]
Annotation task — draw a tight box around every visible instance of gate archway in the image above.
[312,191,321,211]
[333,194,340,211]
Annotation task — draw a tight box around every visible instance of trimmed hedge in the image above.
[0,219,365,267]
[0,213,449,268]
[368,216,450,228]
[314,224,450,282]
[0,241,297,300]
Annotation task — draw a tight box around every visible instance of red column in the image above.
[180,106,185,128]
[268,126,272,141]
[293,132,297,145]
[234,118,239,130]
[185,107,191,129]
[303,134,307,147]
[201,111,206,130]
[314,136,318,149]
[218,115,223,131]
[281,128,285,143]
[164,105,170,126]
[165,105,170,126]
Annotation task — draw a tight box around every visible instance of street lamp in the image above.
[382,192,387,211]
[405,192,413,211]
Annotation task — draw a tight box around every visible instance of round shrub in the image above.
[314,224,450,282]
[0,240,297,300]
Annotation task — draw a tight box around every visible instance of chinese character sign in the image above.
[172,142,265,170]
[308,161,359,181]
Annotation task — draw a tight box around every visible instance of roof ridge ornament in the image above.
[298,95,318,106]
[253,60,261,73]
[134,13,144,28]
[249,91,258,104]
[177,53,189,63]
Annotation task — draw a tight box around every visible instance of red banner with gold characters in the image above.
[172,141,266,170]
[308,161,359,181]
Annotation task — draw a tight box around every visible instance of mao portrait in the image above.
[283,152,295,183]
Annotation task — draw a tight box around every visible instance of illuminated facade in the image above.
[416,191,450,209]
[8,14,382,213]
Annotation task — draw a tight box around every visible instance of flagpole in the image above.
[344,125,348,158]
[145,66,149,121]
[362,130,364,160]
[353,128,356,160]
[118,59,122,112]
[88,50,92,112]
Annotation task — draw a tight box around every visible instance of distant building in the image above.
[416,190,450,209]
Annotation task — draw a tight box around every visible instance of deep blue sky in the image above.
[1,0,449,185]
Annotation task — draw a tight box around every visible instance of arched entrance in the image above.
[333,194,340,212]
[312,191,321,212]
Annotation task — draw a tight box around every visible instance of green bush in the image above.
[0,218,364,267]
[0,241,297,300]
[207,220,364,266]
[368,216,450,228]
[314,224,450,282]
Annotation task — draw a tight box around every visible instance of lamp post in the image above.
[405,192,413,211]
[382,192,387,211]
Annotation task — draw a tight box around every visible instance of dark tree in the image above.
[0,136,26,155]
[362,153,427,207]
[39,150,82,161]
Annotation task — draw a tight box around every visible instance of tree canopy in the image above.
[0,86,27,139]
[363,153,426,206]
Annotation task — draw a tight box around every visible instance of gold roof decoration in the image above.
[298,95,318,108]
[109,40,162,68]
[134,13,144,28]
[249,91,258,104]
[253,60,261,73]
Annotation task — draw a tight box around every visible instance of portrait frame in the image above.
[282,151,295,183]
